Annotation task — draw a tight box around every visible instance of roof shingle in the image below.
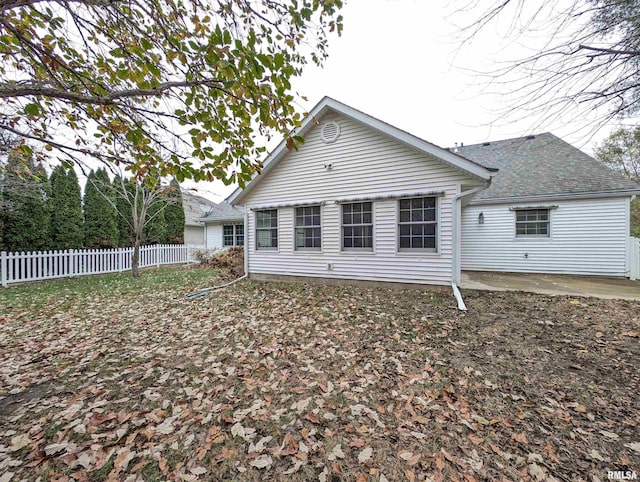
[456,132,640,203]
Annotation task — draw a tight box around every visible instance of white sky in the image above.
[166,1,632,202]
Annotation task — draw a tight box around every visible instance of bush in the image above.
[193,246,244,279]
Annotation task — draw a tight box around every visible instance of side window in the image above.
[398,197,437,252]
[342,202,373,250]
[515,209,550,237]
[256,210,278,249]
[295,205,321,250]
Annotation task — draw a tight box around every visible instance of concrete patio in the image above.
[461,271,640,301]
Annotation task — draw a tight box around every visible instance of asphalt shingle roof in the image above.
[182,191,217,226]
[456,132,640,204]
[197,202,244,222]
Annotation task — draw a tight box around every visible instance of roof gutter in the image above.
[451,182,492,311]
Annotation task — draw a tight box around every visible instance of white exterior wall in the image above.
[461,197,631,276]
[205,224,223,250]
[241,112,480,285]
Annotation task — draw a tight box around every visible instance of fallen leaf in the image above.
[624,442,640,453]
[190,466,207,475]
[9,434,30,452]
[327,444,345,461]
[358,447,372,464]
[513,432,529,444]
[249,455,273,469]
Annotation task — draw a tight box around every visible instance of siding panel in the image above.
[243,112,479,285]
[461,198,630,276]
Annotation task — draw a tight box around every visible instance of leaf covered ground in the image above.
[0,267,639,481]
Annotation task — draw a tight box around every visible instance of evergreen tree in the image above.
[50,166,83,249]
[83,169,118,248]
[143,192,168,244]
[114,175,136,247]
[2,156,51,252]
[164,179,185,244]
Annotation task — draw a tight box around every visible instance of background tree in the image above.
[164,179,185,244]
[50,166,83,249]
[107,174,181,277]
[1,154,51,252]
[457,0,640,132]
[83,168,119,248]
[113,175,136,247]
[143,200,168,245]
[594,126,640,236]
[0,1,344,185]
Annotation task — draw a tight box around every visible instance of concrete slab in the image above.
[461,271,640,301]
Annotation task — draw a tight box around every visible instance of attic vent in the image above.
[321,121,341,144]
[526,135,535,140]
[482,142,491,146]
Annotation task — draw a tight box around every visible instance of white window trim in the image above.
[513,208,552,239]
[255,209,279,251]
[222,224,244,247]
[396,196,440,254]
[341,201,375,252]
[294,205,322,252]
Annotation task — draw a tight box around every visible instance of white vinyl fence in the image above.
[1,244,203,287]
[629,236,640,281]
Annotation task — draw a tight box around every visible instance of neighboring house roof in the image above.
[182,191,217,226]
[197,202,244,223]
[456,132,640,205]
[228,96,497,204]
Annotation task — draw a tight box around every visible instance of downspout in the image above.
[451,182,491,311]
[243,207,249,277]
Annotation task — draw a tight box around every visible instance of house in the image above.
[181,191,217,246]
[226,97,640,307]
[197,202,245,250]
[457,134,640,277]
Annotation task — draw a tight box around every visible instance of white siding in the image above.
[242,111,480,285]
[461,197,631,276]
[205,224,223,250]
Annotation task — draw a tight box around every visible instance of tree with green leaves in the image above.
[164,179,185,244]
[0,1,344,185]
[83,168,119,248]
[113,175,136,247]
[144,200,168,245]
[50,166,83,249]
[1,154,51,252]
[594,126,640,236]
[458,0,640,132]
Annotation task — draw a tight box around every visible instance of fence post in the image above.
[156,245,160,268]
[1,251,7,287]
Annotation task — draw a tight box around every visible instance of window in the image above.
[223,224,244,247]
[342,202,373,250]
[295,205,321,250]
[256,210,278,249]
[515,209,549,237]
[398,197,437,251]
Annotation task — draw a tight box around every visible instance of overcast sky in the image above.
[186,1,624,202]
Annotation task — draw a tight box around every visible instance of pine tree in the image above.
[164,179,185,244]
[83,169,118,248]
[2,156,51,252]
[50,166,83,249]
[114,176,136,247]
[143,191,168,244]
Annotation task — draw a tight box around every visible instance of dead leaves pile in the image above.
[0,272,639,481]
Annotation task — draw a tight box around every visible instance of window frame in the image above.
[514,208,550,238]
[294,205,322,251]
[222,224,244,247]
[255,209,278,250]
[341,202,374,252]
[397,196,439,253]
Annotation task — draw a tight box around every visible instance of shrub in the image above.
[193,246,244,279]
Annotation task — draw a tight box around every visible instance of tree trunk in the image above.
[132,236,140,278]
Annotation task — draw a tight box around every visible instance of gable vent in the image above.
[321,121,341,144]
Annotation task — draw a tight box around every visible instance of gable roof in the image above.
[197,202,244,223]
[456,133,640,204]
[228,97,497,204]
[182,191,217,226]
